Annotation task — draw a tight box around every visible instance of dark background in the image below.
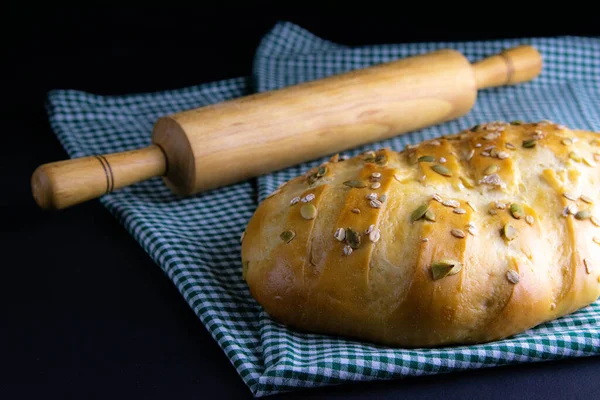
[3,4,600,399]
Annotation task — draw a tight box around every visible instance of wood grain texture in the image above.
[33,45,542,209]
[31,145,166,210]
[473,45,543,89]
[153,49,478,196]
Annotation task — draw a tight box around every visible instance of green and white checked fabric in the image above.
[46,22,600,397]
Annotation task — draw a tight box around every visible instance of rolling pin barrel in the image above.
[32,45,542,210]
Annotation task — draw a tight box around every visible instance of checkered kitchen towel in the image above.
[46,22,600,397]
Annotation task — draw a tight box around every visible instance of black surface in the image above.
[3,5,600,399]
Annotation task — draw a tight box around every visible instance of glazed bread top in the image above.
[241,121,600,347]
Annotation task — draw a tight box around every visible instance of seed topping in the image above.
[280,230,296,243]
[424,210,436,222]
[431,259,463,280]
[370,199,382,208]
[344,180,367,188]
[575,210,592,220]
[411,204,430,222]
[479,174,503,187]
[300,204,317,220]
[343,245,353,256]
[363,151,376,161]
[484,165,499,175]
[375,154,386,165]
[369,229,381,243]
[418,155,435,163]
[442,199,460,208]
[506,269,520,284]
[510,203,525,219]
[432,164,452,177]
[302,193,315,203]
[502,224,518,241]
[346,228,361,249]
[451,229,466,238]
[334,228,346,242]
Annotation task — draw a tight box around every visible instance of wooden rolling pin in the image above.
[32,45,542,210]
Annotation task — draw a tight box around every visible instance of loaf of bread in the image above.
[240,121,600,348]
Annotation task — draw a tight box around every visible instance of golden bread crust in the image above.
[241,121,600,347]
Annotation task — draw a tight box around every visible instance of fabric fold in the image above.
[45,21,600,397]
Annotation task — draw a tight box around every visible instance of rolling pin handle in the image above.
[473,45,543,89]
[31,144,167,210]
